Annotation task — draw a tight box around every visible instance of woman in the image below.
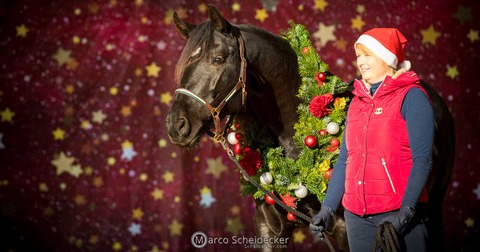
[309,28,434,251]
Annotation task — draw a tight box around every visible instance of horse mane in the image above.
[174,21,239,85]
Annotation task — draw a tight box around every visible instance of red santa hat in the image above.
[354,28,411,71]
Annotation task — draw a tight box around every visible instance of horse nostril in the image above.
[178,116,191,137]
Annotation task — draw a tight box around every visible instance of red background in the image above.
[1,0,479,251]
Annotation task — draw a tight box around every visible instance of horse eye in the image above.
[213,56,225,64]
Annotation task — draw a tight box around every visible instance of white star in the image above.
[199,193,216,208]
[156,40,167,50]
[313,22,337,47]
[121,147,137,161]
[473,183,480,200]
[128,222,141,236]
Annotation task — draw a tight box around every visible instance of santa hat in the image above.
[354,28,411,71]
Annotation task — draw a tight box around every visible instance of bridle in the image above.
[174,33,248,142]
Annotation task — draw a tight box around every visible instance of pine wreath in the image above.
[231,21,349,206]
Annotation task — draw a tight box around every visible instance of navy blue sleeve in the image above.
[401,88,435,208]
[322,122,348,211]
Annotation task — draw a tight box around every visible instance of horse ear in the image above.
[207,4,231,33]
[173,12,196,40]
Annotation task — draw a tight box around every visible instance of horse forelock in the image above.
[174,22,216,86]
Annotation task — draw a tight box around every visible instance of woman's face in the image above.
[355,44,394,84]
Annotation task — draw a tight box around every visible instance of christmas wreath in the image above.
[226,22,349,215]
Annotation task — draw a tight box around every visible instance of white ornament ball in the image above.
[326,122,340,135]
[227,132,239,145]
[295,185,308,198]
[260,172,273,185]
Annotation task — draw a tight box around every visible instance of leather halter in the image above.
[174,33,248,141]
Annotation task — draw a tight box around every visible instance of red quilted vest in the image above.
[342,71,429,216]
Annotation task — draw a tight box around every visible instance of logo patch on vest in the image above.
[374,108,383,115]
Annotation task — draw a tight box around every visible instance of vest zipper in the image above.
[381,157,396,194]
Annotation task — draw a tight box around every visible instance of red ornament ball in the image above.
[235,132,242,140]
[330,138,340,147]
[287,212,296,221]
[304,135,317,149]
[234,123,241,130]
[265,194,275,205]
[301,47,310,55]
[325,168,333,180]
[317,72,326,82]
[319,129,328,136]
[233,143,242,155]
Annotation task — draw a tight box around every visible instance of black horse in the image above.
[165,5,455,252]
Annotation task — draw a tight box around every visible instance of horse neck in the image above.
[237,25,301,157]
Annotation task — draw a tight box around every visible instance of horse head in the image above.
[166,5,247,147]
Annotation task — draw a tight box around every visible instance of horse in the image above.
[165,5,455,252]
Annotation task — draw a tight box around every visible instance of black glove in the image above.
[309,206,334,239]
[380,206,415,234]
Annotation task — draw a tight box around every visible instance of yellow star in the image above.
[313,0,328,11]
[92,110,106,124]
[88,3,100,14]
[139,173,148,181]
[109,87,118,95]
[168,219,184,236]
[39,182,49,192]
[160,92,172,105]
[467,29,479,43]
[198,3,208,13]
[107,157,116,165]
[121,140,133,149]
[69,164,83,178]
[255,9,269,23]
[420,25,441,45]
[132,208,144,220]
[89,235,98,245]
[52,127,65,140]
[356,4,366,14]
[1,108,15,122]
[151,188,164,200]
[74,194,87,205]
[112,241,122,251]
[120,106,132,117]
[66,58,79,70]
[72,35,81,44]
[52,47,72,66]
[52,152,75,175]
[80,120,92,130]
[158,138,167,148]
[146,62,161,77]
[334,37,348,51]
[205,157,228,179]
[16,24,29,37]
[200,186,211,195]
[232,3,241,12]
[313,22,336,47]
[150,245,161,252]
[231,205,240,215]
[446,65,459,79]
[92,176,104,187]
[163,171,174,183]
[225,217,245,236]
[465,217,474,227]
[65,84,75,94]
[292,230,306,243]
[163,9,175,25]
[351,15,365,31]
[84,166,93,175]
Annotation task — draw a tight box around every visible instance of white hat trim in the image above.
[355,34,399,69]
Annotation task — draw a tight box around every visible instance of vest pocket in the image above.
[381,157,396,194]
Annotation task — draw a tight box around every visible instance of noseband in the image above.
[174,33,248,141]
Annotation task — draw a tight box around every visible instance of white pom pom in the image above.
[295,185,308,198]
[326,122,339,135]
[227,132,239,145]
[399,60,411,71]
[260,172,273,185]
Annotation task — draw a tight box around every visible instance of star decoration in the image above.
[231,2,240,12]
[158,139,167,148]
[38,182,49,192]
[52,152,75,175]
[356,4,366,14]
[420,25,441,45]
[0,133,5,149]
[313,0,328,11]
[80,120,92,130]
[52,47,72,66]
[473,183,480,200]
[351,15,365,31]
[128,223,142,236]
[92,110,107,124]
[112,241,122,251]
[70,164,83,178]
[231,205,240,215]
[198,3,208,13]
[199,191,216,208]
[162,171,174,183]
[146,62,161,77]
[205,157,228,179]
[74,194,87,205]
[255,9,269,23]
[132,208,144,220]
[446,65,459,79]
[92,176,104,187]
[313,22,336,47]
[225,216,245,235]
[1,108,15,122]
[452,5,472,25]
[52,127,65,140]
[467,29,478,42]
[334,37,348,51]
[121,146,138,161]
[168,219,184,236]
[120,106,132,117]
[110,87,119,95]
[151,188,164,200]
[160,92,173,105]
[16,24,29,37]
[465,217,474,227]
[293,230,306,243]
